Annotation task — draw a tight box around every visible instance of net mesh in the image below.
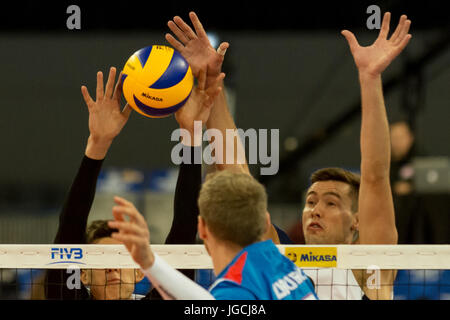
[0,244,449,300]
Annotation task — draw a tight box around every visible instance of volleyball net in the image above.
[0,244,449,300]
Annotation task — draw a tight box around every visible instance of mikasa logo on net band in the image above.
[171,121,279,176]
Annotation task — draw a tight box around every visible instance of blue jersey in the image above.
[209,240,318,300]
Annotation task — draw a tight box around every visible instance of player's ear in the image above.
[80,269,90,285]
[197,216,207,241]
[263,212,280,244]
[265,212,271,232]
[352,212,359,229]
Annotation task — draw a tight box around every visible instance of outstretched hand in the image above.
[166,11,229,88]
[108,196,154,270]
[175,68,225,133]
[341,12,412,77]
[82,67,132,144]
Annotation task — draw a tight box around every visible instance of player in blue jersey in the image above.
[108,170,317,300]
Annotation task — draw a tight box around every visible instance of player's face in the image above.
[302,181,356,244]
[81,237,142,300]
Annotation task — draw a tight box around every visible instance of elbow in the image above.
[381,227,398,245]
[390,228,399,245]
[359,226,398,244]
[361,162,390,184]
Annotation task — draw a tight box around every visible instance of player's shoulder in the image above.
[210,279,257,300]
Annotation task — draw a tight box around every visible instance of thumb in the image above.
[217,42,229,57]
[122,103,133,119]
[341,30,359,52]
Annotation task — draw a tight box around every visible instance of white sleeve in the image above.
[142,253,215,300]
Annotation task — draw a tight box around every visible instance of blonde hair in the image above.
[198,170,268,247]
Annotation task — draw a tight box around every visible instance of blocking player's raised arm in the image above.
[46,67,131,299]
[205,81,251,174]
[342,12,412,244]
[166,11,283,245]
[166,67,224,246]
[165,11,249,174]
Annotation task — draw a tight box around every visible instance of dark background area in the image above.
[0,1,448,31]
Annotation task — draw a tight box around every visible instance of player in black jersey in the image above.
[44,65,223,299]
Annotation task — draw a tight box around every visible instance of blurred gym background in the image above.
[0,1,448,246]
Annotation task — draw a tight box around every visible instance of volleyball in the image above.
[121,45,194,118]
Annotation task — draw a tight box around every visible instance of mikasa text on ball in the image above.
[121,45,193,118]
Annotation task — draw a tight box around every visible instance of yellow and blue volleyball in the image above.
[121,45,193,118]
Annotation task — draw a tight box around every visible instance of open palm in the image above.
[81,67,131,142]
[342,13,412,76]
[166,12,229,88]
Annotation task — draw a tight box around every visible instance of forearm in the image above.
[359,73,391,182]
[54,154,103,244]
[206,82,249,174]
[142,253,215,300]
[165,145,202,244]
[166,129,202,286]
[358,72,397,244]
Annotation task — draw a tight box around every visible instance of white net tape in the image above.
[0,244,449,269]
[1,244,449,300]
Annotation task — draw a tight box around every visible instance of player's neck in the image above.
[211,241,243,276]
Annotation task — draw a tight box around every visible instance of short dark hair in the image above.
[310,168,360,212]
[85,220,118,244]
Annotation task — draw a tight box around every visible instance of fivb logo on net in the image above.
[48,247,85,290]
[48,247,85,266]
[171,121,279,175]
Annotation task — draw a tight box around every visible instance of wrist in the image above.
[358,70,382,83]
[141,249,156,270]
[179,122,203,147]
[85,135,113,160]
